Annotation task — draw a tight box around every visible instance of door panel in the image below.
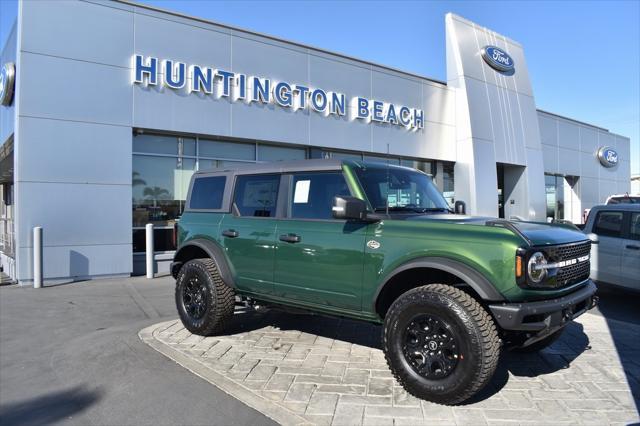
[220,173,281,295]
[220,215,277,295]
[273,171,366,310]
[591,210,624,284]
[274,220,367,310]
[621,212,640,290]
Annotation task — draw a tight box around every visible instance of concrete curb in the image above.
[139,321,311,426]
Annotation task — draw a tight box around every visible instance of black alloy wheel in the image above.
[403,314,460,379]
[175,258,235,335]
[182,276,208,320]
[383,284,501,405]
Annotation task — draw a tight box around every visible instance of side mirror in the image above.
[332,196,368,221]
[454,200,466,215]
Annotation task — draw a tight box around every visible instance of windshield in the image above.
[354,166,451,213]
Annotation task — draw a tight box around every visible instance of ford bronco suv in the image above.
[171,159,598,405]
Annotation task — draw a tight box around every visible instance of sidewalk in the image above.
[142,306,640,425]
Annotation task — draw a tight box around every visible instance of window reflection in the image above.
[132,156,195,228]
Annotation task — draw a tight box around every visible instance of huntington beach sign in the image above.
[132,55,425,130]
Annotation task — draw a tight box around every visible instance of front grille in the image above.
[542,241,591,288]
[545,241,591,263]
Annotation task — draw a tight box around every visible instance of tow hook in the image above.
[562,308,573,322]
[589,295,599,309]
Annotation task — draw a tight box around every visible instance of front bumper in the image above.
[489,280,598,333]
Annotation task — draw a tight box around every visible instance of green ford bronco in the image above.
[171,159,598,405]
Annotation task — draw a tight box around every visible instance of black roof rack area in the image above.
[485,219,532,246]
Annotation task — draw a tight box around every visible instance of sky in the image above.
[1,0,638,174]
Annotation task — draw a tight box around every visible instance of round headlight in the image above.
[527,252,547,283]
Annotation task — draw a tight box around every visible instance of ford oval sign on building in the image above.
[481,46,515,74]
[597,146,619,168]
[0,62,16,106]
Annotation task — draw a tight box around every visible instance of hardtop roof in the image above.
[193,159,418,176]
[590,203,640,211]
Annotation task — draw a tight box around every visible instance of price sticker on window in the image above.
[293,180,310,204]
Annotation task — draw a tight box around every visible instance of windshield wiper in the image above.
[416,207,452,213]
[373,206,417,213]
[373,206,451,214]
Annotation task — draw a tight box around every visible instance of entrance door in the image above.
[497,164,526,219]
[497,164,505,218]
[273,171,367,311]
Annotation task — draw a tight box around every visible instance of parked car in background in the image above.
[583,204,640,291]
[606,193,640,205]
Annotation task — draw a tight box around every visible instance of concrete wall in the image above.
[14,0,134,283]
[129,3,456,159]
[12,0,456,283]
[446,13,546,220]
[538,110,632,216]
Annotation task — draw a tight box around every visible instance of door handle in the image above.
[279,233,301,243]
[222,229,239,238]
[626,245,640,250]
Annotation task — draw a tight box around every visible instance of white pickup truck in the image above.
[582,204,640,291]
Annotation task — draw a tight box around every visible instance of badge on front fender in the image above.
[367,240,381,250]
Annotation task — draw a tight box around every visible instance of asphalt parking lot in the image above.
[1,276,638,425]
[0,276,275,426]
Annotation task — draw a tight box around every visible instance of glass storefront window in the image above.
[325,151,362,161]
[545,174,564,221]
[198,139,255,160]
[132,133,317,253]
[258,145,306,162]
[132,156,195,228]
[198,159,250,170]
[133,134,179,155]
[442,162,455,205]
[181,138,196,156]
[364,155,400,165]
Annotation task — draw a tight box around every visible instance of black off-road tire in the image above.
[511,328,564,353]
[175,258,235,336]
[383,284,501,405]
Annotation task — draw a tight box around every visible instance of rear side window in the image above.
[289,172,351,220]
[593,211,624,238]
[189,176,226,210]
[233,174,280,217]
[630,213,640,241]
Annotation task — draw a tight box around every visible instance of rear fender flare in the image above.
[172,239,235,288]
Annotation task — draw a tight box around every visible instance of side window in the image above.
[289,172,351,220]
[189,176,226,209]
[629,213,640,241]
[233,174,280,217]
[593,211,624,238]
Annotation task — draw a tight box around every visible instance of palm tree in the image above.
[143,186,170,208]
[132,171,146,187]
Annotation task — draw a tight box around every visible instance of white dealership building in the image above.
[0,0,631,284]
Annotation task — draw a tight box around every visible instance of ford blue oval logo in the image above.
[0,62,16,107]
[481,46,515,73]
[597,146,619,167]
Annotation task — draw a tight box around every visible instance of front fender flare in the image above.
[172,238,235,288]
[372,257,506,312]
